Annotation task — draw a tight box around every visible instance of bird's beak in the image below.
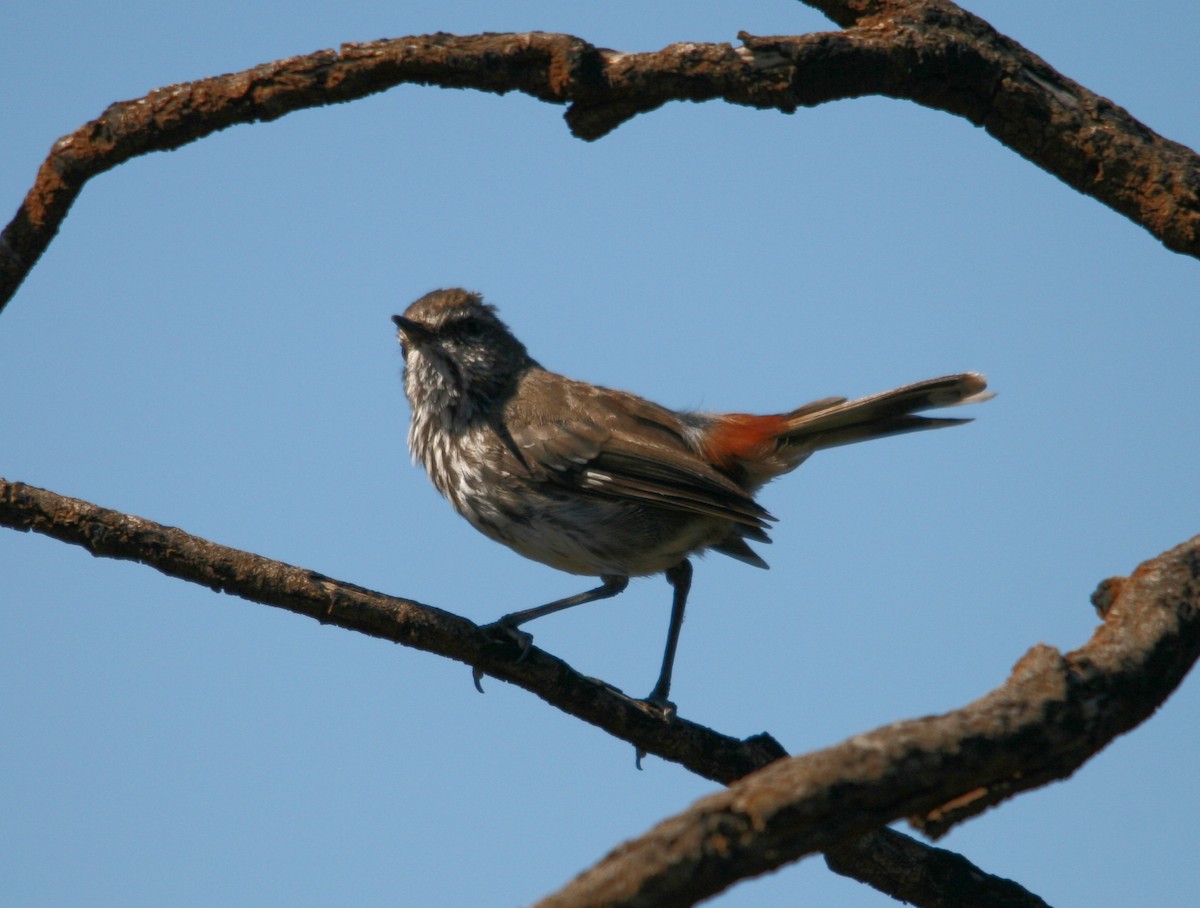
[392,314,433,346]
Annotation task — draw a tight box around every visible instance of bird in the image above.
[392,288,989,713]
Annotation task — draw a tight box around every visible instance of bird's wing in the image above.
[505,380,773,530]
[585,439,774,528]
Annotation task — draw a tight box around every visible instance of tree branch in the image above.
[0,477,1052,905]
[0,477,785,782]
[825,828,1050,908]
[6,477,1195,905]
[534,534,1200,906]
[3,2,1198,312]
[5,9,1195,904]
[789,0,1200,258]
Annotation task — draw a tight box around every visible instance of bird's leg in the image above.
[492,574,630,652]
[473,575,629,691]
[643,559,692,717]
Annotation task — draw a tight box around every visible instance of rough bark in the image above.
[5,2,1199,904]
[534,535,1200,906]
[4,478,1197,906]
[3,1,1198,311]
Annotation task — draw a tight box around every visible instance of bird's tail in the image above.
[779,372,992,452]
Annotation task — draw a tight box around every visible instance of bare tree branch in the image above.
[5,477,1196,905]
[3,1,1198,311]
[1,476,1061,906]
[0,477,785,782]
[785,0,1200,257]
[533,534,1200,907]
[825,828,1050,908]
[5,4,1197,903]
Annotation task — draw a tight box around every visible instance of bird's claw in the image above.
[481,620,534,660]
[642,690,677,721]
[471,621,536,693]
[631,692,677,769]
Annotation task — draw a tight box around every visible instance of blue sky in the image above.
[3,2,1198,906]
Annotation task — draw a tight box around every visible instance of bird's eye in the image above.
[439,316,482,343]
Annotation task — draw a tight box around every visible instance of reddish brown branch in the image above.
[788,0,1200,259]
[535,535,1200,907]
[0,33,598,311]
[3,3,1198,312]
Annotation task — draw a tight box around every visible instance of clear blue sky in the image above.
[3,2,1198,906]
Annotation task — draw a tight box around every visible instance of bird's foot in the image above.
[471,620,535,693]
[632,692,677,769]
[641,687,677,721]
[482,619,534,659]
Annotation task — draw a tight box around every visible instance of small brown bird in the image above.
[393,289,989,712]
